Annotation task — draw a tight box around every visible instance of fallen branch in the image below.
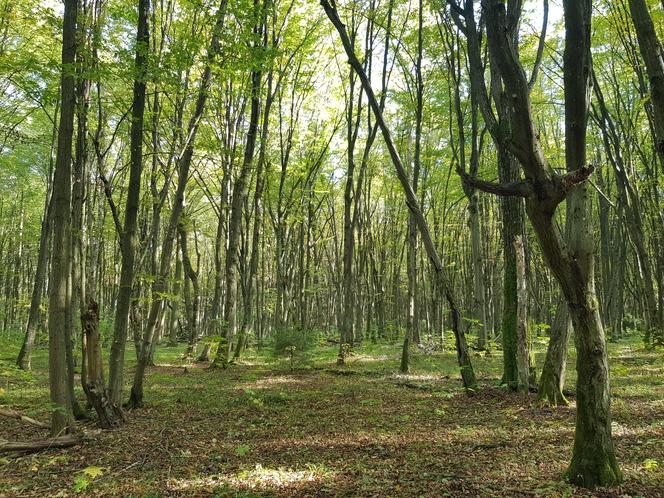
[0,409,49,428]
[0,434,79,454]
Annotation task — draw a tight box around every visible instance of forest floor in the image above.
[0,335,662,497]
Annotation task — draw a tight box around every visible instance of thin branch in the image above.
[99,174,125,246]
[528,0,549,91]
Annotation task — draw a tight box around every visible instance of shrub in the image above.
[271,327,317,368]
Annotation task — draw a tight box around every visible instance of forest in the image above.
[0,0,663,495]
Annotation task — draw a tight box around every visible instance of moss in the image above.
[537,370,568,407]
[565,417,623,487]
[565,452,622,488]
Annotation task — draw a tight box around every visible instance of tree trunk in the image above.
[322,0,477,391]
[179,219,200,359]
[128,0,228,407]
[213,18,262,367]
[538,299,572,406]
[628,0,664,167]
[402,0,422,372]
[514,236,529,394]
[168,250,182,346]
[47,0,78,436]
[82,299,124,428]
[562,0,621,484]
[17,175,53,370]
[107,0,149,407]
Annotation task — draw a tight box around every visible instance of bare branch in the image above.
[457,167,532,197]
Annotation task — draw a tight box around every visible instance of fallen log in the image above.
[0,434,79,454]
[0,409,49,428]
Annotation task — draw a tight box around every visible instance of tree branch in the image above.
[99,174,125,247]
[456,167,532,197]
[528,0,549,91]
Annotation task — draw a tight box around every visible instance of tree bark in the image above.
[538,299,572,406]
[48,0,78,436]
[628,0,664,169]
[107,0,149,407]
[475,0,622,486]
[178,219,200,359]
[514,236,529,394]
[82,299,124,428]
[213,3,262,367]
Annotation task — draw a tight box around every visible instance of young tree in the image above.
[107,0,150,410]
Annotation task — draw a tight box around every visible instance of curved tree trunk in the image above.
[322,0,477,391]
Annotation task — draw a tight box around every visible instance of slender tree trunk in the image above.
[17,123,55,370]
[48,0,78,435]
[628,0,664,168]
[213,10,262,366]
[128,0,228,407]
[234,67,274,361]
[107,0,149,408]
[323,0,477,390]
[179,219,200,359]
[402,0,423,373]
[168,250,182,347]
[514,236,529,393]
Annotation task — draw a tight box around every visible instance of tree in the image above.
[460,0,622,486]
[48,0,78,435]
[128,0,228,407]
[107,0,150,410]
[322,0,477,392]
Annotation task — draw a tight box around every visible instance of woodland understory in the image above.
[1,0,664,495]
[1,340,663,497]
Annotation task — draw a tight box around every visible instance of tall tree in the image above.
[322,0,477,392]
[128,0,228,407]
[107,0,150,408]
[459,0,622,486]
[626,0,664,345]
[48,0,78,435]
[213,0,263,368]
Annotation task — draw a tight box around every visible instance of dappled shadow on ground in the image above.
[1,346,663,497]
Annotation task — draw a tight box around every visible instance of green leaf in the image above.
[234,445,251,456]
[73,476,90,493]
[82,466,107,478]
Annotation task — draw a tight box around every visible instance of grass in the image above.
[0,332,662,497]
